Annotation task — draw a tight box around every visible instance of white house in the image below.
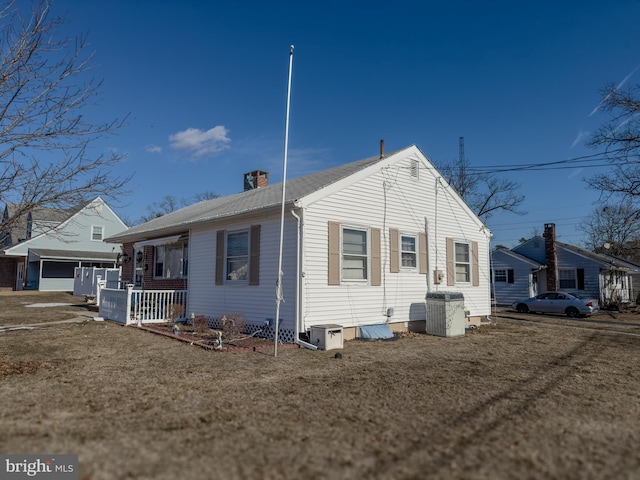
[106,145,492,342]
[0,197,128,291]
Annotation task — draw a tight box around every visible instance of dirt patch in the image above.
[1,293,640,479]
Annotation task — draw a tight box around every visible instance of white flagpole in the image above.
[274,45,294,357]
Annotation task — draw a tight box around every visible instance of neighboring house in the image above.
[0,197,128,291]
[106,144,492,342]
[492,223,639,307]
[491,247,544,305]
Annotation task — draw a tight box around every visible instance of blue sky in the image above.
[57,0,640,248]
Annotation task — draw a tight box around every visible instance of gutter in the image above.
[291,208,317,351]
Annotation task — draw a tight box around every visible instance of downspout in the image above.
[291,208,318,350]
[425,216,431,294]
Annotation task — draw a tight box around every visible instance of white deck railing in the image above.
[97,282,188,325]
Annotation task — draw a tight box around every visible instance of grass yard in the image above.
[1,292,640,479]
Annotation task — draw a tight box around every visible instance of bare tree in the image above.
[0,1,130,239]
[436,155,525,222]
[587,83,640,202]
[580,204,640,262]
[137,191,219,224]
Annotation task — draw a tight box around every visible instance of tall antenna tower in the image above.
[459,136,465,163]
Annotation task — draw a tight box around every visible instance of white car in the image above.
[511,292,600,318]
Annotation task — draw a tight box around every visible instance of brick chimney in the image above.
[543,223,558,292]
[244,170,269,191]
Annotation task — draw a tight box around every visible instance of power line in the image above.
[460,149,630,175]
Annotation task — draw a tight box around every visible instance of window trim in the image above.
[559,268,577,289]
[341,226,369,283]
[91,225,104,241]
[454,241,471,284]
[225,229,250,283]
[494,269,507,283]
[153,242,189,280]
[400,233,417,270]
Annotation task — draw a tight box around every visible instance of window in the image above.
[216,226,260,286]
[401,235,417,268]
[342,228,368,280]
[42,261,76,278]
[559,269,576,289]
[494,269,507,282]
[455,242,470,283]
[226,230,249,281]
[91,225,104,241]
[154,243,188,279]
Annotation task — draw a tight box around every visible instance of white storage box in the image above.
[309,324,344,350]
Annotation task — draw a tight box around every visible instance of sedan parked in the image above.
[511,292,600,318]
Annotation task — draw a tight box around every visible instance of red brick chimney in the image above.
[543,223,558,291]
[244,170,269,191]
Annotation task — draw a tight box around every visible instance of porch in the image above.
[97,282,188,325]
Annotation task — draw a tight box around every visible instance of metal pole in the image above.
[274,45,294,357]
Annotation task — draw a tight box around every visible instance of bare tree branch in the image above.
[0,0,130,239]
[436,155,526,222]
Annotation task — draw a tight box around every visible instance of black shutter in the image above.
[577,268,585,290]
[508,269,514,284]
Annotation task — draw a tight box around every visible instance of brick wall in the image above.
[0,257,16,290]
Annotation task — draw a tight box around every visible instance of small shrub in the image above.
[191,315,210,334]
[220,312,247,338]
[167,303,185,322]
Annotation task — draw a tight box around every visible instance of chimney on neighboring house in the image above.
[543,223,558,291]
[379,139,385,159]
[244,170,269,191]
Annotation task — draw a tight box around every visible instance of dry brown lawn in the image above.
[1,292,640,479]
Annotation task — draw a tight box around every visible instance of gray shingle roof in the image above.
[107,146,413,243]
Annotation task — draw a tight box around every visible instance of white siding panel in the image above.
[300,155,491,331]
[188,213,298,330]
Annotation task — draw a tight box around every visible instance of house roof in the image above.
[492,246,545,267]
[2,201,86,247]
[106,145,417,244]
[508,235,637,272]
[28,249,118,261]
[556,241,637,271]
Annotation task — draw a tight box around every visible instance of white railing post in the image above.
[126,284,134,325]
[96,277,106,309]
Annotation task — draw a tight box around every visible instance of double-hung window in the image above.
[455,242,471,283]
[91,225,104,241]
[559,269,576,289]
[342,228,368,281]
[494,269,507,282]
[401,235,417,268]
[154,243,188,279]
[226,230,249,281]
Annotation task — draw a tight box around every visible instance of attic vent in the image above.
[410,159,419,180]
